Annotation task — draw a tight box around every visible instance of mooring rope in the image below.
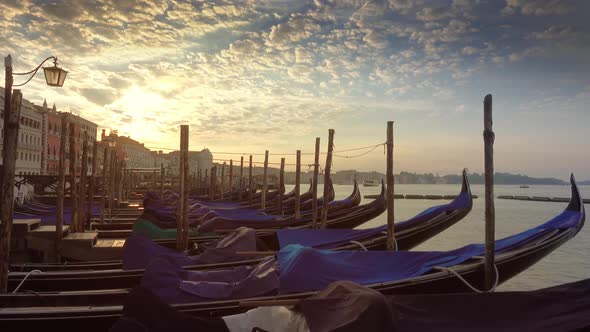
[434,263,499,293]
[349,240,368,251]
[12,269,42,294]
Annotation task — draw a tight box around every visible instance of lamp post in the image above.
[1,54,68,292]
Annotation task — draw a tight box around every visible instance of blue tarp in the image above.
[122,228,257,270]
[277,209,582,294]
[276,190,471,249]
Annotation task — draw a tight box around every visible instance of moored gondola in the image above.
[0,175,582,331]
[4,172,475,291]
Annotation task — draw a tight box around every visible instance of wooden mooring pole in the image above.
[483,94,496,290]
[248,155,253,207]
[239,156,244,200]
[56,114,68,262]
[261,150,269,209]
[180,125,189,250]
[69,122,78,232]
[88,137,98,226]
[209,166,216,200]
[100,145,108,223]
[109,150,116,217]
[279,158,285,215]
[221,162,226,200]
[386,122,395,250]
[320,130,334,229]
[78,132,88,232]
[311,138,320,229]
[0,88,22,292]
[229,159,233,200]
[160,163,164,198]
[295,150,301,219]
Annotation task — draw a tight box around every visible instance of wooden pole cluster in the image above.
[278,158,285,215]
[0,86,22,292]
[69,122,78,232]
[386,122,395,250]
[261,151,269,209]
[100,145,108,223]
[55,114,68,262]
[295,150,301,219]
[320,130,335,229]
[483,94,496,290]
[248,155,253,207]
[311,137,320,229]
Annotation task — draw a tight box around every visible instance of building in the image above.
[101,130,153,169]
[34,101,98,175]
[1,88,44,176]
[73,113,98,175]
[1,87,98,177]
[167,149,212,176]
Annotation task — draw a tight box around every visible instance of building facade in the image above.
[1,89,44,176]
[167,149,213,176]
[1,88,98,177]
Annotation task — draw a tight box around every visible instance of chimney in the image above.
[101,129,106,140]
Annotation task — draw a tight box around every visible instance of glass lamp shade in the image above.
[43,65,68,87]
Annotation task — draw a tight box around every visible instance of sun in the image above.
[115,86,167,114]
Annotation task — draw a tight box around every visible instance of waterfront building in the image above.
[167,149,213,176]
[0,88,44,176]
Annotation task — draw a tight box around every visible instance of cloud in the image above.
[78,88,119,106]
[502,0,573,16]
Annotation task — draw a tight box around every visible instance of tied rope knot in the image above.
[483,129,495,143]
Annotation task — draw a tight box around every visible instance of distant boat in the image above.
[520,185,530,188]
[363,179,379,187]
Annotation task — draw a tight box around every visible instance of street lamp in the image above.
[0,54,68,292]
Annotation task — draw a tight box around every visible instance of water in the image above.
[286,183,590,291]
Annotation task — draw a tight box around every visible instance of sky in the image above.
[0,0,589,179]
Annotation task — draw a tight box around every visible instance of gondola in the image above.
[0,175,582,331]
[5,171,473,291]
[95,180,348,240]
[111,277,590,332]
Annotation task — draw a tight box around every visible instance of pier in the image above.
[364,194,479,200]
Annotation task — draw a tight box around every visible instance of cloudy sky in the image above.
[1,0,589,179]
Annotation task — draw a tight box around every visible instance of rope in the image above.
[334,143,385,159]
[144,142,386,157]
[12,270,42,293]
[349,240,368,251]
[434,263,499,293]
[380,231,398,251]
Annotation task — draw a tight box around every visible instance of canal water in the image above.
[287,183,590,291]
